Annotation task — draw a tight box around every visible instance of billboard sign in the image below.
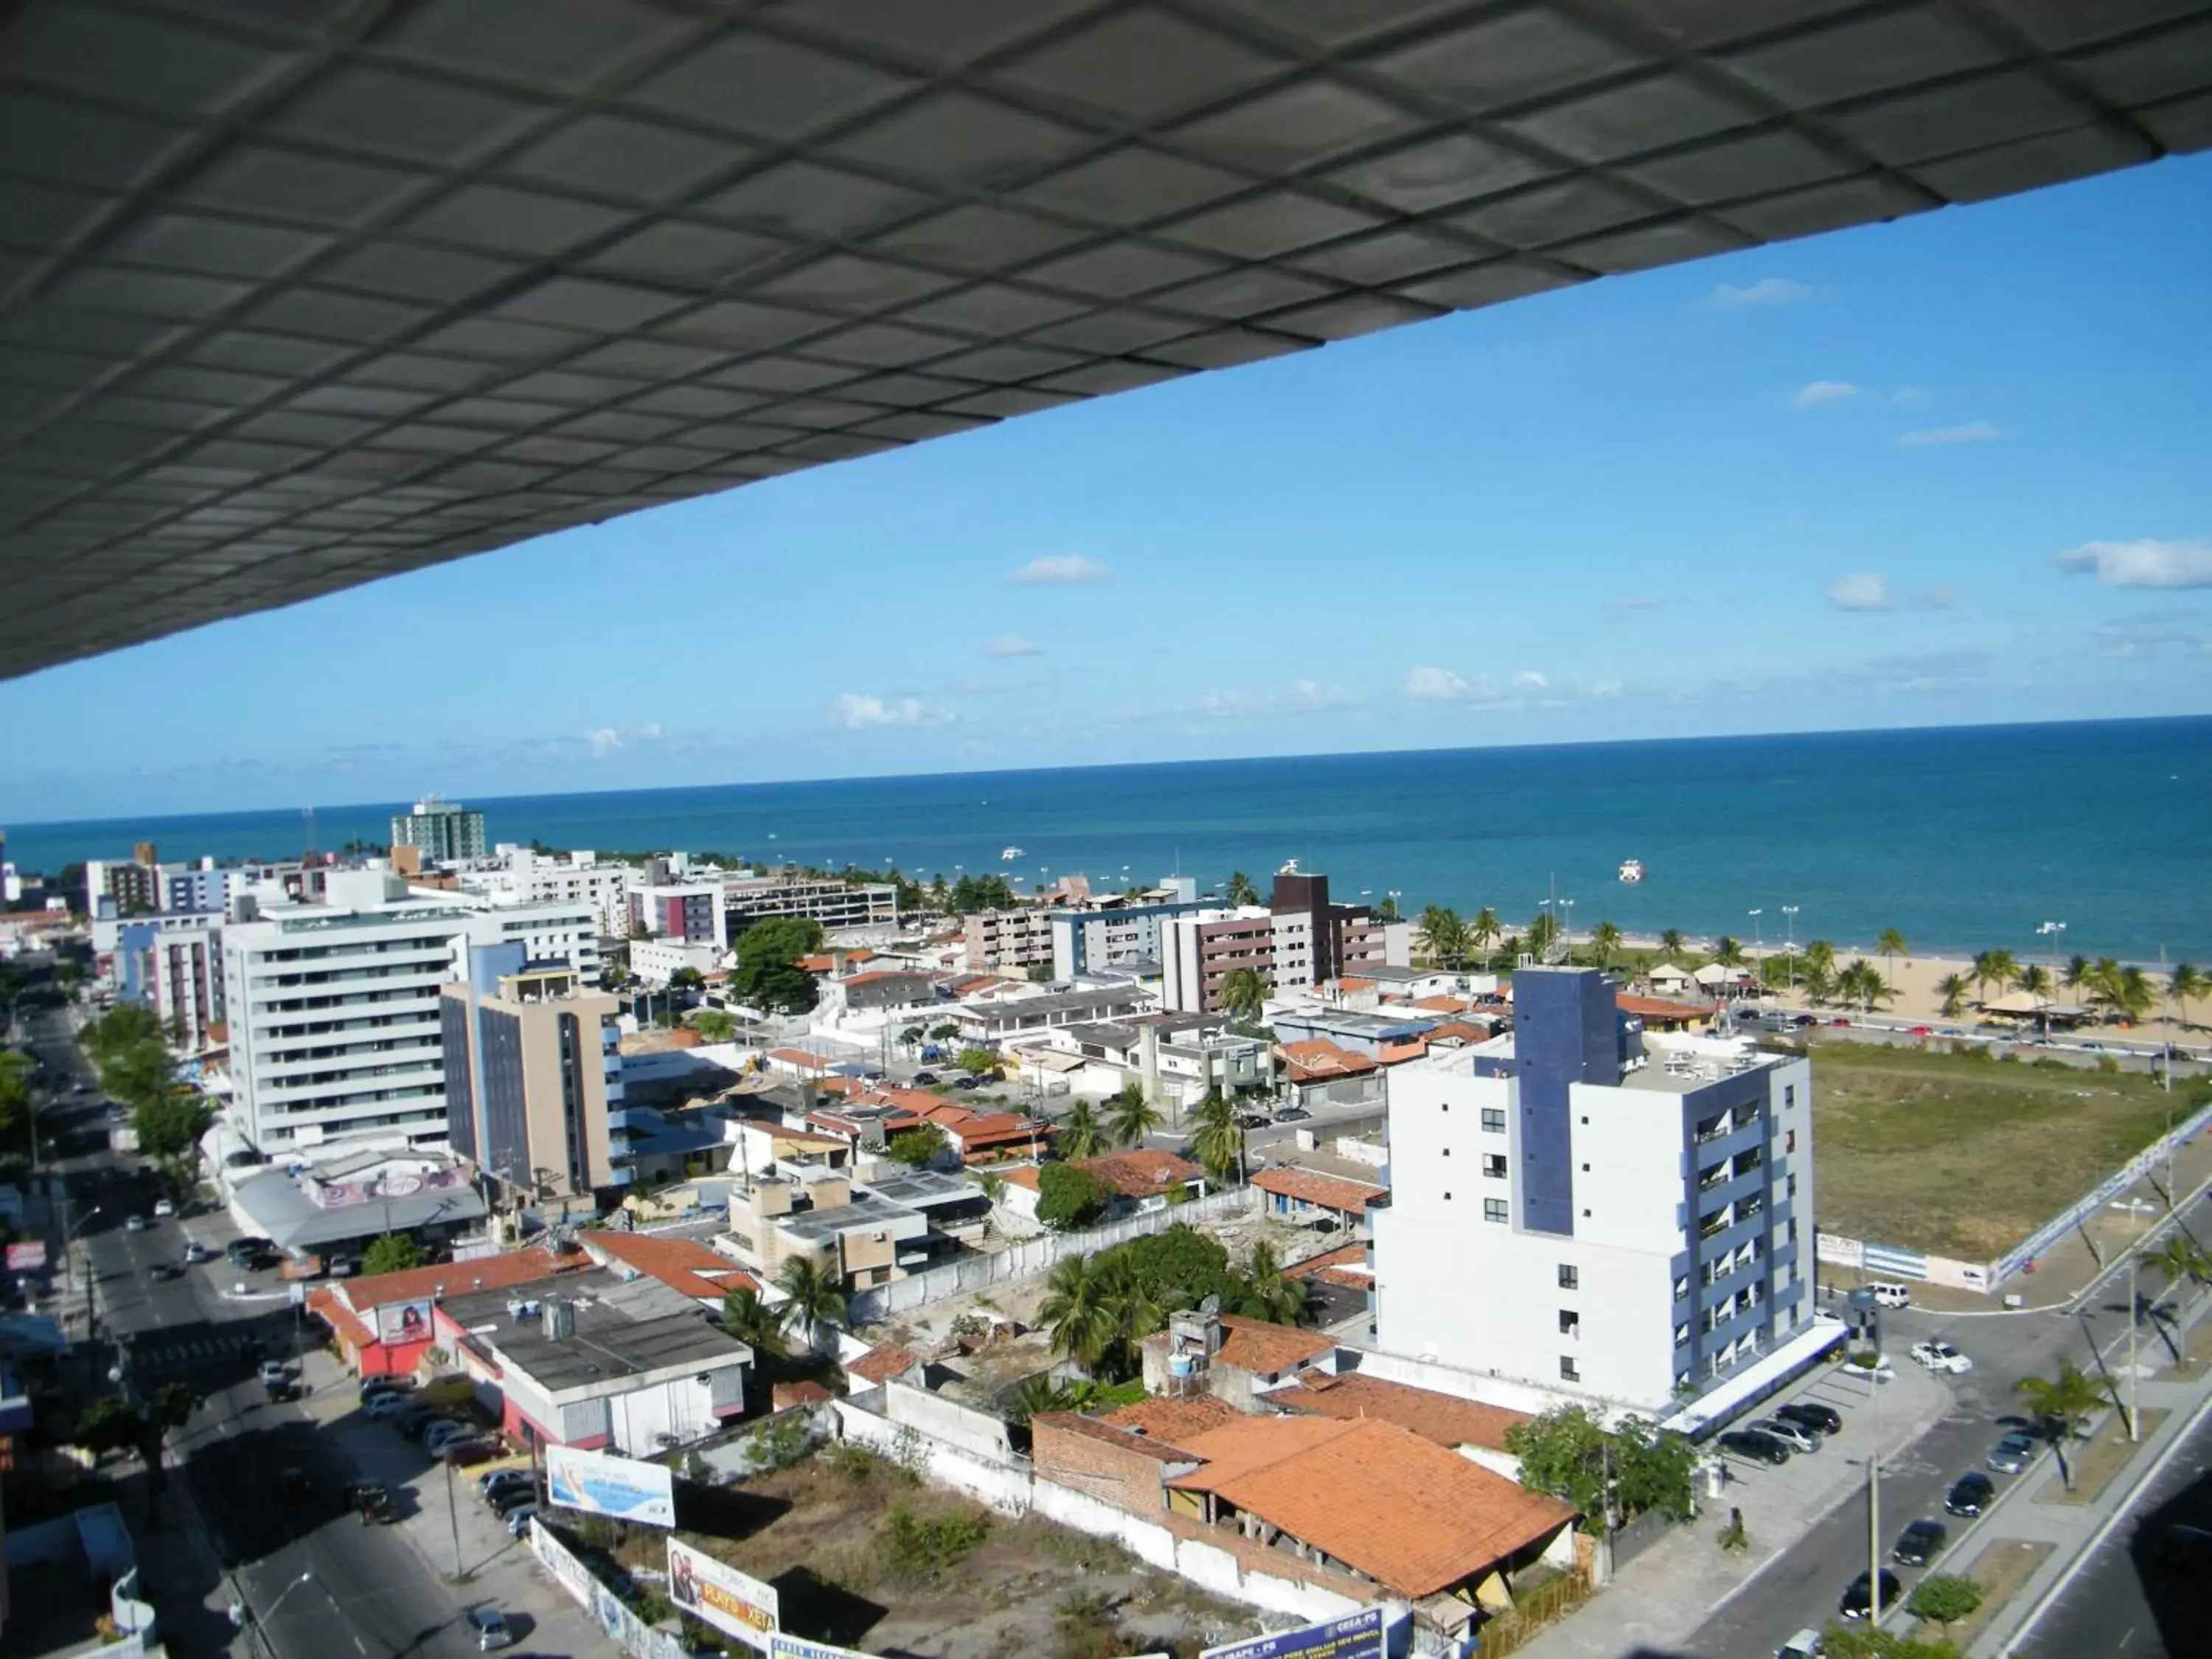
[528,1517,599,1610]
[769,1640,875,1659]
[5,1241,48,1271]
[668,1537,778,1649]
[373,1298,434,1345]
[546,1444,677,1528]
[1203,1609,1386,1659]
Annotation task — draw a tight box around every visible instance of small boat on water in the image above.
[1001,846,1023,861]
[1618,858,1645,884]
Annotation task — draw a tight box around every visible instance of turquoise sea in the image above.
[6,718,2210,961]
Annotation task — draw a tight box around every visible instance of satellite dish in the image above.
[1198,1294,1220,1316]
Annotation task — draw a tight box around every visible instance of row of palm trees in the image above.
[1930,952,2203,1026]
[1037,1237,1305,1379]
[1054,1087,1247,1180]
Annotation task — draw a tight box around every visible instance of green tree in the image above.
[71,1395,147,1461]
[955,1046,1004,1079]
[1416,905,1465,968]
[928,1022,961,1043]
[731,916,824,1013]
[1225,871,1259,908]
[100,1038,174,1113]
[152,1380,198,1433]
[1235,1240,1307,1326]
[1039,1254,1116,1371]
[1056,1099,1105,1161]
[1587,921,1623,970]
[1906,1573,1983,1632]
[1374,894,1401,922]
[690,1009,738,1043]
[1838,959,1893,1012]
[2170,962,2208,1030]
[80,1004,161,1060]
[1711,936,1745,970]
[775,1256,847,1345]
[1877,928,1908,984]
[2014,1359,2112,1486]
[1526,911,1561,962]
[2140,1234,2211,1293]
[668,966,704,992]
[2014,963,2052,1002]
[1096,1253,1165,1377]
[1503,1404,1695,1526]
[1189,1091,1245,1183]
[0,1051,29,1148]
[362,1234,422,1277]
[886,1124,948,1169]
[1970,949,2018,1005]
[1217,967,1267,1022]
[1935,973,1971,1018]
[1105,1083,1161,1148]
[1817,1625,1963,1659]
[720,1287,789,1361]
[134,1092,212,1161]
[1658,928,1686,961]
[1470,908,1503,969]
[1037,1162,1113,1231]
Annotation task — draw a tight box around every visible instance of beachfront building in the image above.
[440,953,624,1208]
[1371,966,1820,1416]
[723,869,897,934]
[1048,880,1203,978]
[961,905,1056,972]
[389,796,487,863]
[220,869,598,1152]
[1158,871,1411,1015]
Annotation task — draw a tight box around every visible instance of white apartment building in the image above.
[94,909,226,1051]
[493,848,636,937]
[1371,966,1817,1416]
[220,869,597,1152]
[961,906,1056,971]
[723,870,897,933]
[389,795,487,862]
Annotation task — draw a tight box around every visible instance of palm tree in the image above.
[1225,871,1259,908]
[1971,950,2018,1005]
[1040,1255,1117,1374]
[1416,905,1466,968]
[1057,1098,1105,1160]
[2014,963,2052,1004]
[1713,936,1745,970]
[1217,967,1266,1021]
[1238,1240,1308,1326]
[1190,1091,1245,1183]
[2014,1360,2115,1486]
[1877,928,1907,985]
[2101,963,2158,1026]
[1097,1255,1166,1377]
[775,1256,847,1349]
[1935,973,1971,1018]
[1658,928,1686,961]
[1803,963,1836,1006]
[1470,908,1503,969]
[1590,921,1624,970]
[1001,1372,1071,1427]
[2063,953,2093,1009]
[1804,940,1837,984]
[1838,959,1892,1013]
[2141,1234,2211,1293]
[1526,911,1561,962]
[1105,1082,1163,1148]
[722,1287,789,1361]
[2170,963,2208,1032]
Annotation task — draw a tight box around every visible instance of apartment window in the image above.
[1444,1191,1452,1202]
[1558,1309,1579,1336]
[1674,1276,1691,1301]
[1481,1107,1506,1133]
[1483,1153,1508,1179]
[1441,1147,1451,1157]
[1784,1128,1798,1154]
[1559,1265,1579,1290]
[1787,1174,1798,1200]
[1483,1198,1509,1224]
[1560,1357,1580,1382]
[1784,1085,1795,1109]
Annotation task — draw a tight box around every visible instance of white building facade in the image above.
[1372,966,1814,1415]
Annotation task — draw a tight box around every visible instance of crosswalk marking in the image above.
[133,1331,262,1369]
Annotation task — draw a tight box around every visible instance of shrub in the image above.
[881,1503,990,1579]
[1037,1162,1111,1231]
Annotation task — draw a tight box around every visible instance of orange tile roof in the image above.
[1279,1038,1377,1081]
[1410,995,1473,1012]
[765,1046,837,1068]
[841,967,926,987]
[1199,1313,1334,1379]
[1338,976,1375,992]
[307,1284,373,1349]
[870,1088,942,1117]
[999,1166,1042,1192]
[1034,1412,1201,1464]
[1166,1416,1574,1599]
[1284,1242,1369,1283]
[1268,1370,1530,1453]
[335,1246,585,1318]
[1253,1166,1388,1215]
[583,1232,757,1304]
[846,1345,921,1385]
[1616,993,1718,1020]
[1072,1148,1203,1200]
[1102,1394,1242,1444]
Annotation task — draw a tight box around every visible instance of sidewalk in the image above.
[291,1342,612,1655]
[1512,1358,1955,1659]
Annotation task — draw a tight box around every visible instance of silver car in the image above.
[1749,1416,1821,1453]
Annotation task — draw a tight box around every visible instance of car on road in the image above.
[1840,1569,1902,1621]
[2079,1040,2106,1052]
[181,1241,212,1263]
[1907,1025,1933,1037]
[1747,1417,1820,1453]
[1945,1472,1995,1517]
[503,1503,541,1540]
[364,1391,414,1419]
[1911,1340,1973,1374]
[359,1374,410,1400]
[467,1608,515,1652]
[257,1360,288,1388]
[1870,1282,1913,1309]
[1987,1430,2039,1474]
[911,1070,937,1085]
[124,1214,146,1233]
[1790,1014,1818,1028]
[276,1467,312,1503]
[1775,1401,1844,1437]
[344,1480,394,1524]
[442,1438,503,1467]
[1273,1105,1313,1122]
[2152,1523,2212,1572]
[147,1262,183,1281]
[1775,1630,1824,1659]
[491,1485,540,1517]
[152,1197,174,1217]
[1717,1429,1790,1466]
[1892,1518,1948,1566]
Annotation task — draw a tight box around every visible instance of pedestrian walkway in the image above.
[1512,1356,1955,1659]
[128,1327,265,1371]
[293,1342,613,1655]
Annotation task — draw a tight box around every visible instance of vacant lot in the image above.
[613,1445,1262,1659]
[1809,1042,2203,1259]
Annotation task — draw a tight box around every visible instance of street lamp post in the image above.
[1747,909,1764,988]
[2037,921,2066,1034]
[232,1569,313,1659]
[1781,906,1799,992]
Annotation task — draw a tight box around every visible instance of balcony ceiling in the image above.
[2,0,2207,681]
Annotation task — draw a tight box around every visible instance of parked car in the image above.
[1870,1282,1913,1309]
[2152,1523,2212,1573]
[364,1391,415,1419]
[503,1503,541,1540]
[147,1262,183,1281]
[1840,1570,1902,1621]
[152,1197,175,1217]
[344,1480,394,1524]
[1893,1518,1949,1567]
[125,1214,147,1234]
[181,1241,212,1264]
[481,1470,536,1505]
[1717,1429,1790,1466]
[1987,1431,2040,1474]
[397,1406,460,1439]
[1791,1014,1818,1028]
[265,1377,301,1404]
[1748,1417,1820,1453]
[359,1374,411,1401]
[911,1071,937,1085]
[422,1420,478,1453]
[257,1360,288,1388]
[1775,1632,1825,1659]
[467,1608,515,1652]
[1775,1401,1844,1437]
[1273,1105,1313,1122]
[442,1438,503,1468]
[1945,1472,1995,1517]
[492,1484,541,1516]
[1828,1017,1852,1028]
[1911,1340,1973,1374]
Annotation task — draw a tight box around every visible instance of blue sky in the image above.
[5,153,2211,823]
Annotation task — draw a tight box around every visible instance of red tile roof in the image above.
[1141,1313,1333,1380]
[335,1246,585,1318]
[1034,1412,1201,1464]
[1253,1166,1388,1215]
[1071,1148,1204,1200]
[841,968,927,987]
[1284,1242,1370,1284]
[1279,1038,1377,1082]
[1409,995,1473,1012]
[1616,993,1718,1021]
[765,1046,837,1068]
[307,1284,373,1349]
[1102,1394,1242,1444]
[1166,1416,1574,1599]
[846,1345,921,1385]
[1268,1369,1530,1453]
[582,1232,757,1304]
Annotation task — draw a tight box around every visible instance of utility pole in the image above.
[1868,1359,1882,1624]
[446,1455,464,1577]
[2127,1252,2141,1442]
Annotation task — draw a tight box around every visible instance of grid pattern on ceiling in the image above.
[1,0,2206,681]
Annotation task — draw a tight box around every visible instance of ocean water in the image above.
[7,717,2210,960]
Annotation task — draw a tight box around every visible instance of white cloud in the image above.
[583,722,664,757]
[1792,380,1859,409]
[1709,276,1812,309]
[1823,573,1891,611]
[834,693,954,730]
[1197,680,1355,719]
[1511,669,1548,691]
[1893,386,1933,406]
[1898,420,2005,447]
[982,633,1042,658]
[1007,554,1112,585]
[1405,666,1472,702]
[2056,539,2212,590]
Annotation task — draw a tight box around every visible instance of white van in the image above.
[1776,1632,1824,1659]
[1871,1282,1913,1309]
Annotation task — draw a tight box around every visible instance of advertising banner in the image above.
[669,1537,779,1650]
[1202,1608,1385,1659]
[546,1443,677,1528]
[769,1639,875,1659]
[5,1240,47,1271]
[374,1298,434,1345]
[528,1517,599,1610]
[1815,1233,1865,1270]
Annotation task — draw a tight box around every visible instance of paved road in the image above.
[1686,1214,2212,1659]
